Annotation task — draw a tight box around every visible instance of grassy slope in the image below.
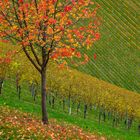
[0,80,140,140]
[72,0,140,93]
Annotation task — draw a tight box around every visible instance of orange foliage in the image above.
[0,0,101,64]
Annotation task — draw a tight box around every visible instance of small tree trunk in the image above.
[18,86,21,100]
[99,112,101,124]
[98,107,102,124]
[34,88,37,102]
[115,117,118,127]
[113,118,115,127]
[16,73,20,93]
[41,68,48,124]
[89,103,92,111]
[138,124,140,135]
[127,118,133,130]
[48,94,52,106]
[103,111,106,122]
[68,93,71,115]
[63,99,65,111]
[0,79,4,95]
[77,102,80,114]
[34,93,36,101]
[84,104,87,119]
[124,119,127,127]
[113,113,116,127]
[52,96,55,109]
[31,83,35,97]
[72,101,75,108]
[108,112,111,120]
[59,100,61,106]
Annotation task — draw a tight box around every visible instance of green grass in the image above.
[0,79,140,140]
[71,0,140,93]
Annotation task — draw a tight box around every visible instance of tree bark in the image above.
[41,69,48,124]
[0,79,4,94]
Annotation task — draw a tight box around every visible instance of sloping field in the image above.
[1,79,140,140]
[73,0,140,93]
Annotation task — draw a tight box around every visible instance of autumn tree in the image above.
[0,0,101,124]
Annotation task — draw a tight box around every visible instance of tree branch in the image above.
[21,9,42,66]
[11,0,41,72]
[23,47,41,73]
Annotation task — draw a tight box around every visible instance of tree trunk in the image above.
[16,73,20,93]
[103,111,106,122]
[34,87,37,102]
[0,79,4,95]
[18,86,21,100]
[108,112,111,120]
[98,107,102,124]
[48,94,52,106]
[77,102,80,114]
[63,99,65,111]
[127,118,133,130]
[84,104,87,119]
[68,93,71,115]
[31,83,35,97]
[41,69,48,124]
[89,103,92,111]
[52,95,55,109]
[34,92,36,101]
[138,124,140,135]
[113,113,116,127]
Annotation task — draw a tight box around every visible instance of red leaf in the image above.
[93,53,97,60]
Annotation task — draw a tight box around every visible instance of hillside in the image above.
[0,79,140,140]
[72,0,140,93]
[0,1,140,140]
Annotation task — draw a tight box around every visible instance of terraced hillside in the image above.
[72,0,140,93]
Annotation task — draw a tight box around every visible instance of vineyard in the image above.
[47,63,140,124]
[0,0,139,140]
[1,60,140,139]
[0,77,140,140]
[72,0,140,93]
